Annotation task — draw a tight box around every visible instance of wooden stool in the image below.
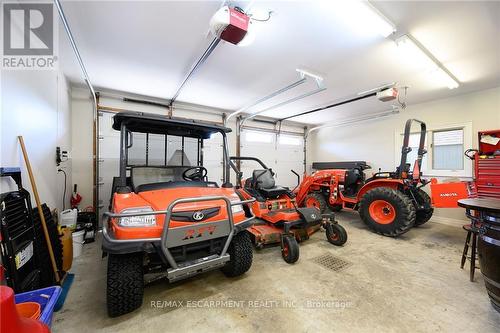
[461,224,479,282]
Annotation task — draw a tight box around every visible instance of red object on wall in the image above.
[476,130,500,199]
[478,129,500,154]
[0,286,50,333]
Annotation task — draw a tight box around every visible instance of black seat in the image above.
[247,169,291,199]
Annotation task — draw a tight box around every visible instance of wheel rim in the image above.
[305,197,320,208]
[330,230,339,241]
[368,200,396,225]
[282,242,289,258]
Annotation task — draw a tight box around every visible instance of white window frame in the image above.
[394,122,472,178]
[278,134,302,146]
[243,130,274,144]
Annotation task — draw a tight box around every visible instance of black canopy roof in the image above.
[112,111,231,139]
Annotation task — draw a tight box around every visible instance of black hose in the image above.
[58,169,67,210]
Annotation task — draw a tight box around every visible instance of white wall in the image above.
[70,87,305,209]
[309,87,500,221]
[0,70,72,212]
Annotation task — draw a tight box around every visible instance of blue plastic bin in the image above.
[15,286,62,327]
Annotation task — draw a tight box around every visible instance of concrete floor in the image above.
[53,212,500,332]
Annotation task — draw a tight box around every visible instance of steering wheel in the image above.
[182,166,208,181]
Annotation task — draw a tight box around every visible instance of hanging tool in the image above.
[18,136,61,284]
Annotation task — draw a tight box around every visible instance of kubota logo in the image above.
[192,211,205,221]
[440,193,458,197]
[182,226,216,240]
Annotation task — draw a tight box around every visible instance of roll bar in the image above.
[398,119,427,179]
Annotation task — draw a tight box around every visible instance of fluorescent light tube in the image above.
[321,0,396,38]
[361,1,397,38]
[430,68,460,89]
[395,34,460,89]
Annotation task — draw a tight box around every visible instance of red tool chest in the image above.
[475,130,500,199]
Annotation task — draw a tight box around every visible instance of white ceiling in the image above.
[59,0,500,125]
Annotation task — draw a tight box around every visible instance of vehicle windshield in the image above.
[125,131,225,186]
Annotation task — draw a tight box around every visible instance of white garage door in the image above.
[97,111,224,223]
[98,111,120,222]
[240,129,304,189]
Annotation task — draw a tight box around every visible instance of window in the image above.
[432,129,464,170]
[394,122,472,178]
[278,134,302,146]
[244,130,273,143]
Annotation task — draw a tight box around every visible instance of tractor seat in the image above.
[247,169,291,199]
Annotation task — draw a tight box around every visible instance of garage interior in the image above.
[1,1,499,332]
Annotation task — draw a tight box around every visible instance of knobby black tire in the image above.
[359,187,416,237]
[221,231,253,277]
[107,253,144,317]
[413,189,434,226]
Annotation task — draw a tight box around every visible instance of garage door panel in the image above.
[241,129,303,189]
[98,112,119,138]
[203,138,223,183]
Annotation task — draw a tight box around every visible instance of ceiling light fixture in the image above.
[336,0,396,38]
[360,1,396,37]
[395,34,459,89]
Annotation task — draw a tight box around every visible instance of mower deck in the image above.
[249,217,322,248]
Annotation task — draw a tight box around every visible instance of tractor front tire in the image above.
[304,192,327,213]
[281,235,299,264]
[325,223,348,246]
[413,189,434,226]
[221,231,253,277]
[107,253,144,317]
[359,187,416,237]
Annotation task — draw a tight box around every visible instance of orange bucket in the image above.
[16,302,41,320]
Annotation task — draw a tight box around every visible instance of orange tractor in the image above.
[293,119,434,237]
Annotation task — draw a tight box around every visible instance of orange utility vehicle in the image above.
[102,112,256,317]
[229,156,347,264]
[294,119,434,237]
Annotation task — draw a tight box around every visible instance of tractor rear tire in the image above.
[325,223,348,246]
[359,187,416,237]
[107,253,144,317]
[281,235,299,264]
[413,189,434,226]
[304,192,327,213]
[221,231,253,277]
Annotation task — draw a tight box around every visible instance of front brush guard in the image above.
[102,196,255,282]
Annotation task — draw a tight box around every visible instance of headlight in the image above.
[118,207,156,227]
[230,200,244,214]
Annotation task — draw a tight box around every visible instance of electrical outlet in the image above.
[56,147,70,166]
[56,146,61,166]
